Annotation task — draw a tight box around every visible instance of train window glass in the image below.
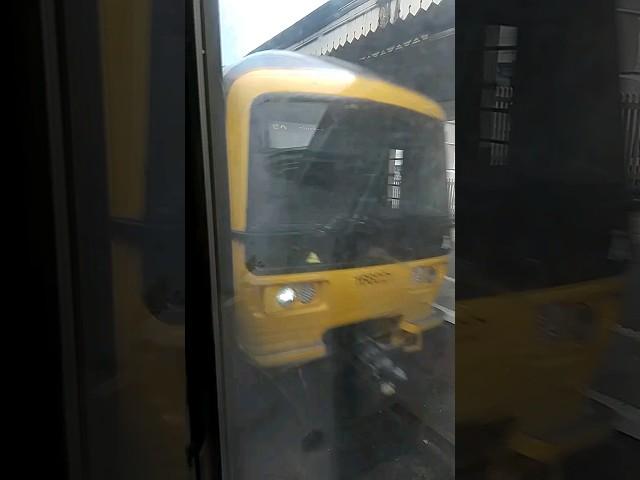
[248,99,445,236]
[457,2,639,477]
[62,1,187,478]
[202,0,455,478]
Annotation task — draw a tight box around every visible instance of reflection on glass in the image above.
[456,0,639,478]
[74,1,187,478]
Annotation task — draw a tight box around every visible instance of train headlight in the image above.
[274,284,317,308]
[275,287,296,307]
[412,266,437,284]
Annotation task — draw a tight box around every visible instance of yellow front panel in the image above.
[232,243,448,366]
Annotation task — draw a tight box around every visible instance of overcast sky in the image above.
[219,0,327,66]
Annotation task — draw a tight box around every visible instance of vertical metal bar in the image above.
[39,1,86,478]
[633,98,637,187]
[193,0,235,477]
[622,92,640,188]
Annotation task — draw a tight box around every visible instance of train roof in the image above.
[222,50,445,120]
[223,50,381,94]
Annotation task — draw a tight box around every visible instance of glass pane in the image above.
[71,1,186,478]
[211,0,455,478]
[457,1,639,478]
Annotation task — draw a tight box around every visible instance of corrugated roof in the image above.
[253,0,449,56]
[251,0,357,53]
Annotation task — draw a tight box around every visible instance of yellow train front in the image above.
[224,51,450,368]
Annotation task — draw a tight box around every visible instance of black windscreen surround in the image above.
[244,95,449,274]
